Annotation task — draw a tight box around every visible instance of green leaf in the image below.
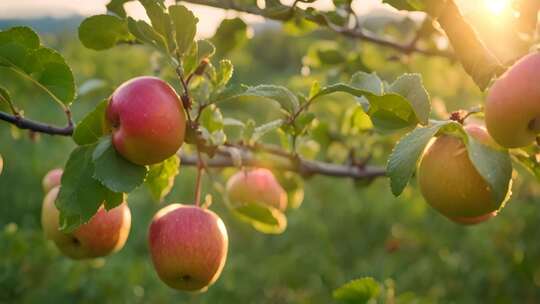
[0,26,76,106]
[317,48,346,65]
[0,86,12,107]
[106,0,133,17]
[276,171,304,209]
[169,5,198,55]
[182,41,199,76]
[253,119,285,141]
[313,72,430,133]
[513,151,540,182]
[140,0,175,52]
[199,127,227,146]
[127,17,168,54]
[467,135,512,209]
[57,145,124,232]
[200,105,224,133]
[92,137,148,193]
[215,59,234,88]
[350,72,383,94]
[78,15,132,50]
[294,112,315,135]
[387,73,431,125]
[211,83,248,104]
[146,155,180,202]
[237,85,300,114]
[230,203,287,234]
[212,18,248,56]
[0,26,39,68]
[387,121,453,196]
[197,40,216,59]
[333,277,381,304]
[72,99,109,145]
[308,81,321,99]
[223,117,245,127]
[243,119,256,142]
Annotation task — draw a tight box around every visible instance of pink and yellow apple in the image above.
[41,186,131,259]
[226,168,287,211]
[485,52,540,148]
[42,168,63,193]
[148,204,228,292]
[417,125,506,225]
[106,76,186,165]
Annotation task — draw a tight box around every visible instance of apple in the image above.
[42,168,63,193]
[417,125,505,224]
[226,168,287,211]
[485,52,540,148]
[450,211,497,225]
[106,76,186,165]
[276,171,304,209]
[41,186,131,259]
[148,204,228,292]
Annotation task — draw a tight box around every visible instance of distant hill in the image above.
[0,15,83,33]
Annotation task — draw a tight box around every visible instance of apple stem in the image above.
[194,151,204,207]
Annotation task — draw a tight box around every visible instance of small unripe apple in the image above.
[41,187,131,259]
[42,168,63,193]
[226,168,287,211]
[417,125,504,224]
[148,204,228,292]
[106,76,186,165]
[485,52,540,148]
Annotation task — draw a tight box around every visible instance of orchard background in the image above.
[1,0,540,303]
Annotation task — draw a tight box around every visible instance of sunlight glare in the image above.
[485,0,509,16]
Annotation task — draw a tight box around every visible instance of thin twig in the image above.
[0,111,74,136]
[0,94,20,116]
[194,151,204,206]
[179,0,454,59]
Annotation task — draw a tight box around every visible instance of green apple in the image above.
[41,186,131,259]
[148,204,228,292]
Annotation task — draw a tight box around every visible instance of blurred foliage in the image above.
[0,16,540,303]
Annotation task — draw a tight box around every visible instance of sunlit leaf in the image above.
[92,137,148,193]
[79,15,132,50]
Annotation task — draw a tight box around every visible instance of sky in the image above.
[0,0,385,37]
[0,0,493,38]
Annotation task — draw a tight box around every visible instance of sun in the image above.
[485,0,510,16]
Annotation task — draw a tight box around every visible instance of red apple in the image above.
[148,204,228,292]
[226,168,287,211]
[42,168,63,193]
[41,186,131,259]
[106,76,186,165]
[485,52,540,148]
